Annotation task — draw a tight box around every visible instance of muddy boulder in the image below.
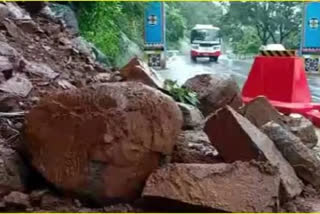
[24,82,183,203]
[183,74,242,116]
[142,162,280,212]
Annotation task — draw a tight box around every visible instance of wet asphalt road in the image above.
[159,54,320,103]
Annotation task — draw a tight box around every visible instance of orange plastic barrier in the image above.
[242,56,320,127]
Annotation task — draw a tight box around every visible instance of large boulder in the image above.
[24,82,183,203]
[262,122,320,188]
[142,162,280,212]
[183,74,242,116]
[171,130,219,164]
[204,106,303,200]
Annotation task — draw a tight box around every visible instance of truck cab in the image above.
[190,24,222,62]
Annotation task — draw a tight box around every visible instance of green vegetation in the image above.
[164,79,199,106]
[222,2,303,54]
[74,2,144,65]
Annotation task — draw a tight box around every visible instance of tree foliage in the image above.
[223,2,302,47]
[75,2,144,64]
[165,4,186,49]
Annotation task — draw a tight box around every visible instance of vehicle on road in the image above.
[190,24,222,63]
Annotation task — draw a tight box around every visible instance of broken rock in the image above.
[0,56,13,73]
[24,82,182,203]
[240,96,285,128]
[3,18,27,40]
[4,191,30,209]
[183,74,243,116]
[177,102,203,130]
[204,106,303,199]
[23,61,59,80]
[120,57,164,89]
[262,122,320,188]
[0,41,18,57]
[0,74,32,97]
[286,114,318,149]
[0,94,20,112]
[143,162,280,212]
[0,145,27,196]
[171,130,219,164]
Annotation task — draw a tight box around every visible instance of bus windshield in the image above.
[191,29,220,43]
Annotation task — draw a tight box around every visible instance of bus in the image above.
[190,24,222,63]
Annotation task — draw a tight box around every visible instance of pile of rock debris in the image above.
[0,2,320,213]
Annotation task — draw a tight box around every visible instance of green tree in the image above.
[233,27,261,54]
[223,2,302,45]
[165,4,186,49]
[170,2,223,30]
[75,2,145,65]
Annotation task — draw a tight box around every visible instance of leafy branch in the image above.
[163,79,199,106]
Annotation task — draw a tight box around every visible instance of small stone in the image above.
[4,191,30,209]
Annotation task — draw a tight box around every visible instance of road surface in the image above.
[159,54,320,103]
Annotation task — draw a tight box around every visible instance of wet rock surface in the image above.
[24,82,182,203]
[183,74,243,116]
[204,106,303,199]
[142,161,280,212]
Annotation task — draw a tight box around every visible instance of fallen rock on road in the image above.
[204,106,303,199]
[142,161,280,212]
[241,97,317,149]
[262,122,320,188]
[24,82,182,203]
[240,96,285,128]
[183,74,243,116]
